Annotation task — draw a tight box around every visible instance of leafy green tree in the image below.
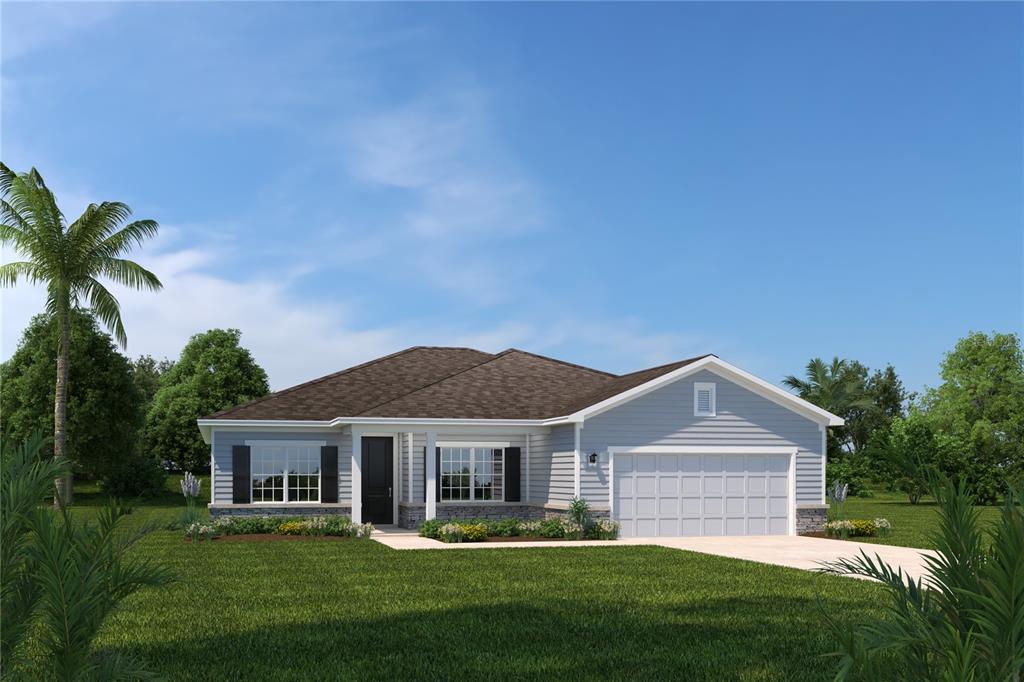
[922,331,1024,503]
[0,164,162,505]
[145,328,269,471]
[844,361,913,454]
[783,357,873,458]
[877,412,957,504]
[132,354,175,405]
[0,310,164,495]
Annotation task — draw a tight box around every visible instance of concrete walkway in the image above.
[371,527,935,583]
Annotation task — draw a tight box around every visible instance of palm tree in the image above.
[0,165,162,506]
[784,357,872,456]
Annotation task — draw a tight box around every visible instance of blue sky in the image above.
[2,2,1021,392]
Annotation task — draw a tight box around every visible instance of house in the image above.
[197,347,842,536]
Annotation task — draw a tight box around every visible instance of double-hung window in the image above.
[440,446,504,501]
[249,442,322,503]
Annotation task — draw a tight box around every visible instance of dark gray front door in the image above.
[361,437,393,524]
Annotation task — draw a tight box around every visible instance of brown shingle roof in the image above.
[203,347,713,421]
[205,347,494,420]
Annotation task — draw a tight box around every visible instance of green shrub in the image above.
[586,519,620,540]
[321,516,353,536]
[488,519,520,537]
[568,496,591,528]
[277,520,309,536]
[418,519,446,539]
[460,523,488,542]
[823,518,888,538]
[539,518,567,538]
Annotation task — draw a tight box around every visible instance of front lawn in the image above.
[37,479,889,681]
[841,489,1002,549]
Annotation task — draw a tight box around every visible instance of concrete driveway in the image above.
[621,535,936,583]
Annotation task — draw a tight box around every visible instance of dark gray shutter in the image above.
[504,447,521,502]
[232,445,251,504]
[320,446,338,503]
[436,447,442,502]
[421,447,426,502]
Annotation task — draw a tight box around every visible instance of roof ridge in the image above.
[498,348,617,378]
[208,346,492,419]
[352,348,509,416]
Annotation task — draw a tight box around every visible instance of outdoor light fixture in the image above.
[588,452,599,465]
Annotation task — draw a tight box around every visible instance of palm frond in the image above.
[0,260,43,287]
[80,277,126,347]
[99,258,162,292]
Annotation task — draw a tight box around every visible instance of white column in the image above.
[573,423,582,499]
[425,430,437,520]
[351,428,363,524]
[406,432,414,503]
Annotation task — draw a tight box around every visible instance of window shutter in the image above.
[232,445,251,504]
[421,446,426,503]
[435,447,442,502]
[320,446,338,503]
[504,447,521,502]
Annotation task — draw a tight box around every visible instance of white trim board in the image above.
[566,356,844,427]
[608,446,798,536]
[436,441,511,448]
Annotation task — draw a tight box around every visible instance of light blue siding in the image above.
[579,369,824,505]
[527,425,574,504]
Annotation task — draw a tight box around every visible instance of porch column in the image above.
[351,428,362,524]
[425,430,437,520]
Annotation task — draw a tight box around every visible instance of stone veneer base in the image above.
[795,506,828,534]
[397,503,609,529]
[210,506,352,519]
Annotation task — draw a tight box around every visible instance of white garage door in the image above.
[613,453,791,537]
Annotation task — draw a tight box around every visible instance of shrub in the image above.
[587,518,620,540]
[438,523,465,543]
[873,518,891,537]
[820,479,1024,680]
[418,519,446,539]
[460,523,488,542]
[216,515,280,535]
[487,519,520,537]
[538,518,566,538]
[823,518,885,538]
[277,520,309,536]
[518,520,543,536]
[184,522,216,542]
[567,496,591,528]
[321,516,353,537]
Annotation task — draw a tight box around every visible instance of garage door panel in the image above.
[614,453,792,538]
[725,518,746,535]
[704,518,723,535]
[636,518,657,536]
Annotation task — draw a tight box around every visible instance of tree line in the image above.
[786,331,1024,505]
[1,313,269,496]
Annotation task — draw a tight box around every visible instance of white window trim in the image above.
[245,439,326,504]
[694,382,717,417]
[438,444,506,503]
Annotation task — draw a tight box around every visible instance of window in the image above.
[250,442,322,503]
[694,382,716,417]
[440,446,504,502]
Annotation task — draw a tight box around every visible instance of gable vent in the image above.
[694,382,716,417]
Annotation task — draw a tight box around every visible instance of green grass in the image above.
[57,478,889,681]
[840,489,1002,549]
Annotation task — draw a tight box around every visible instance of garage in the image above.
[612,450,794,538]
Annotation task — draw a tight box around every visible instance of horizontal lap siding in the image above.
[548,424,576,504]
[528,432,552,504]
[580,369,824,505]
[211,430,347,504]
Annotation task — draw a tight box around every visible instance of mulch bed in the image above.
[208,534,352,543]
[481,536,595,542]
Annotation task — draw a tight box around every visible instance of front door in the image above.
[361,437,394,524]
